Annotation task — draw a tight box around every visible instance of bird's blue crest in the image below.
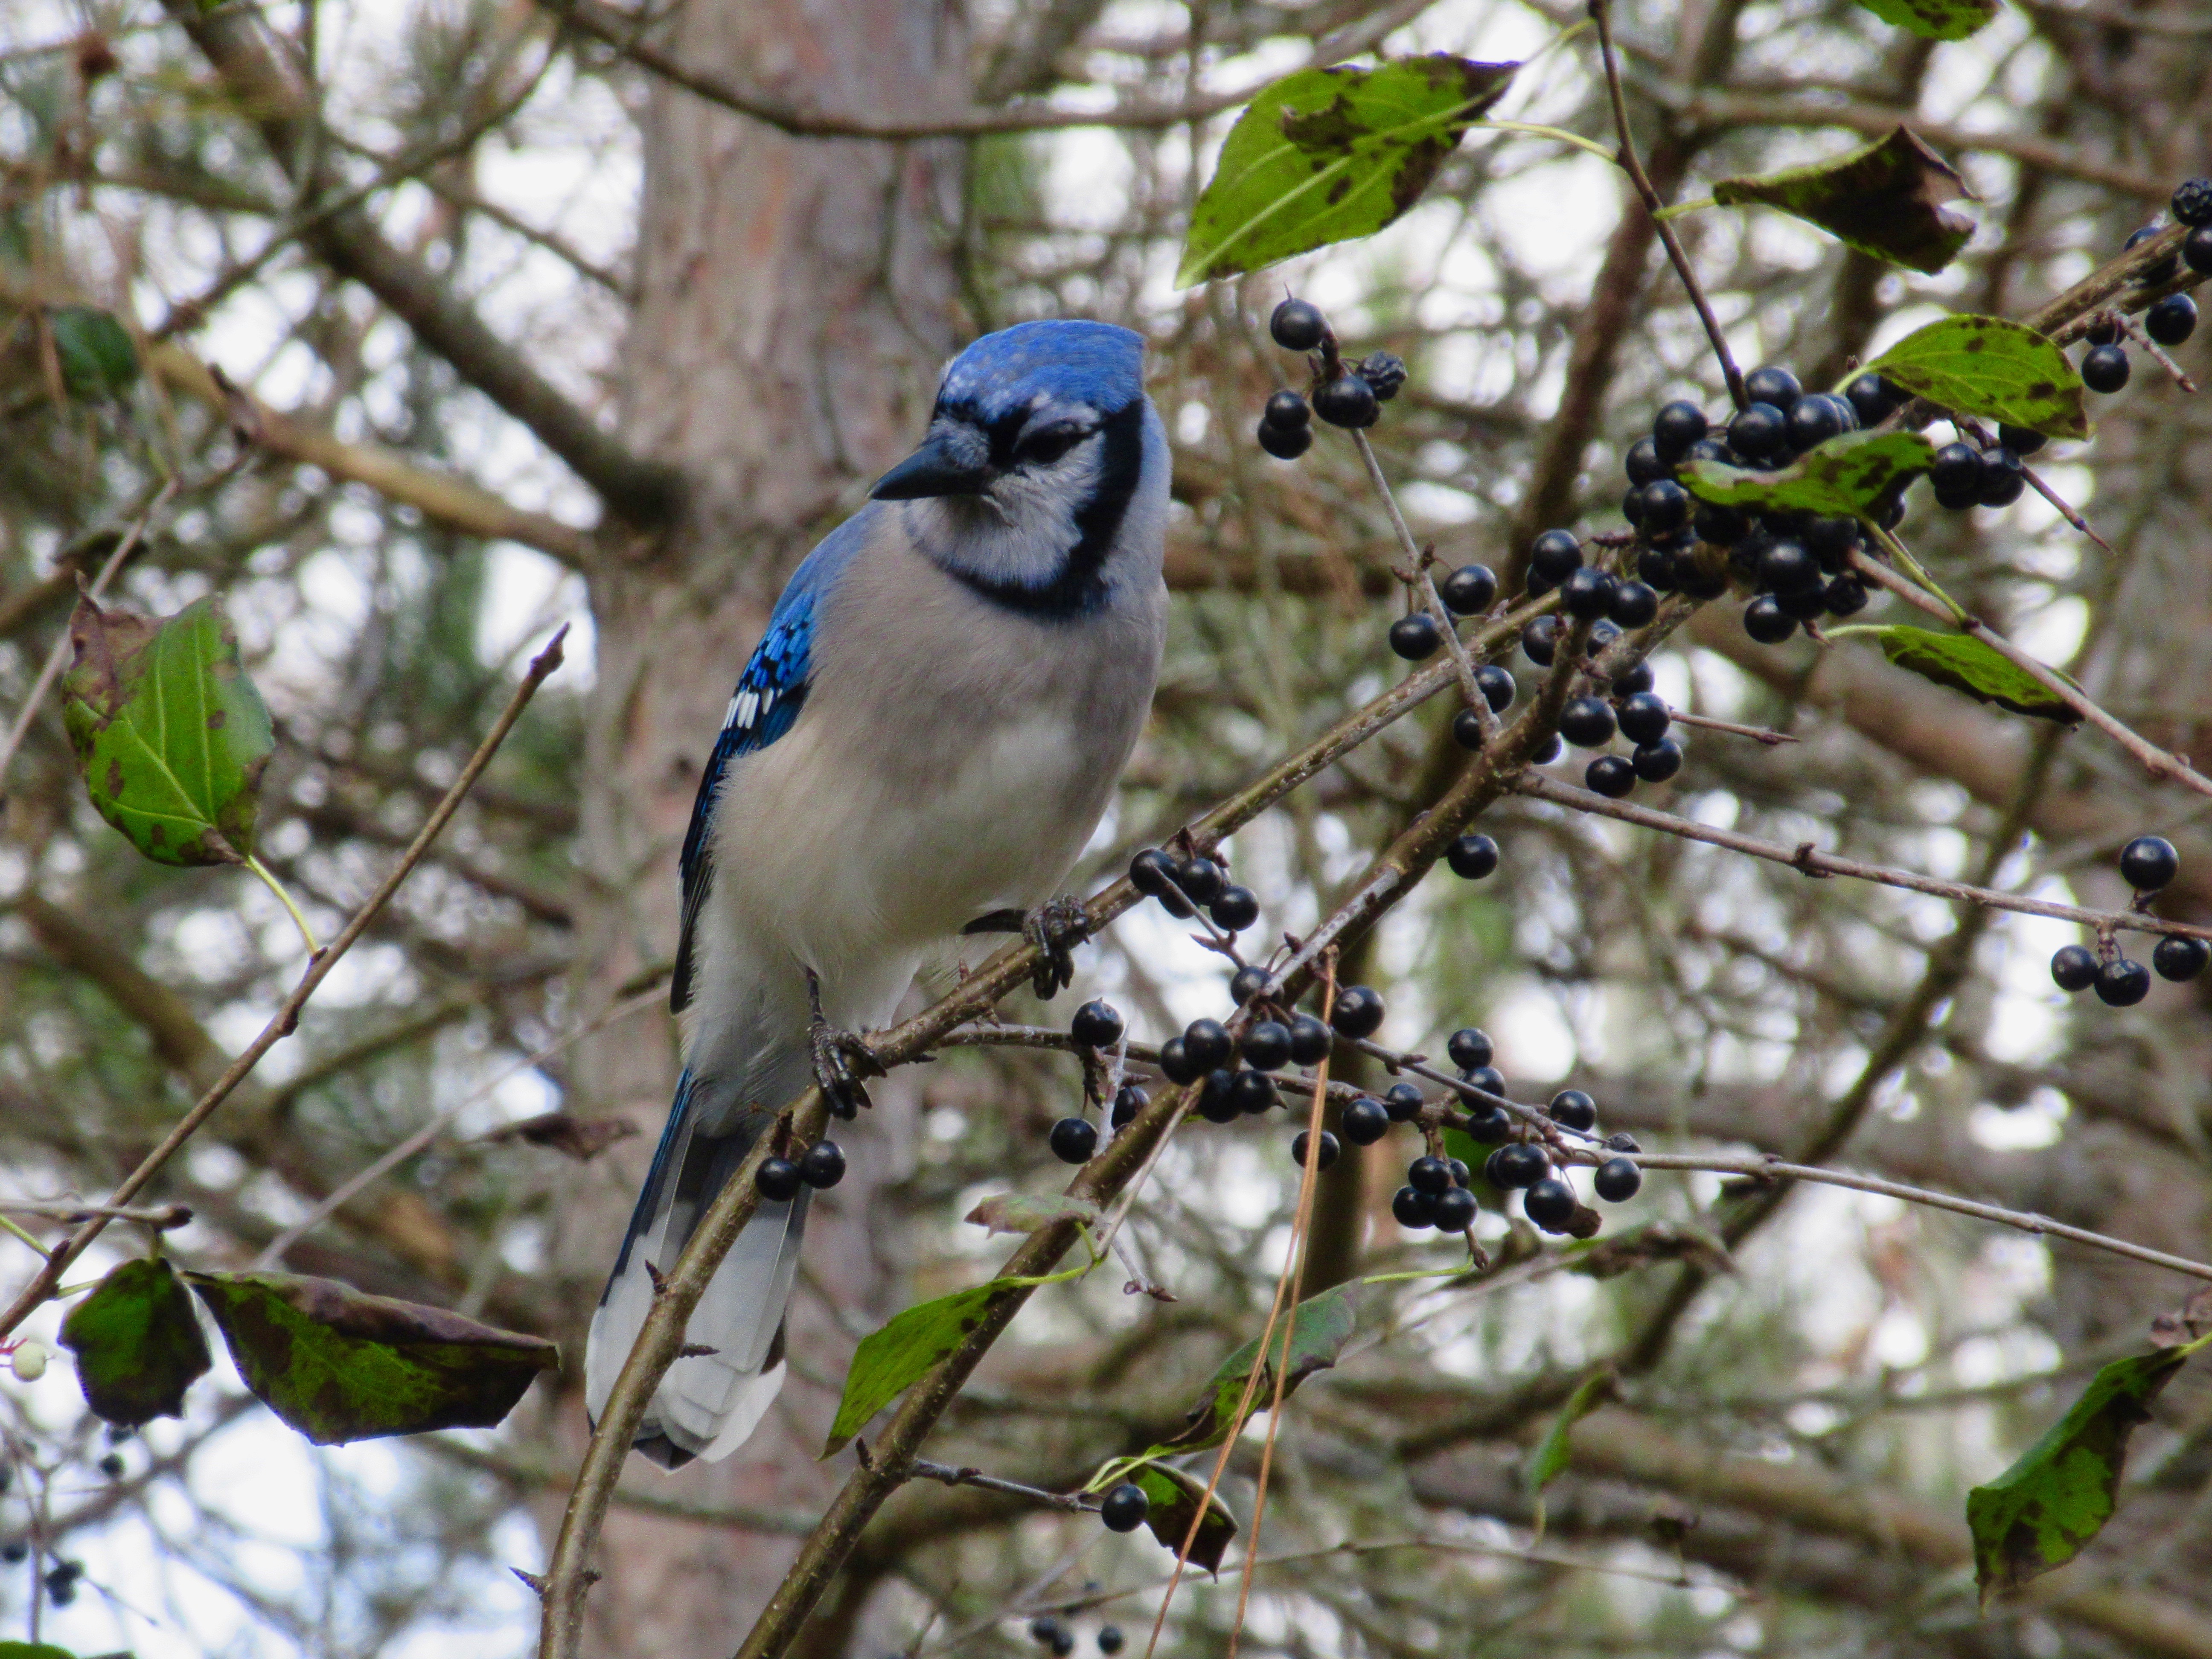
[935,320,1145,423]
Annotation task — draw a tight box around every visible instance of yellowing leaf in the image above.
[1712,127,1973,274]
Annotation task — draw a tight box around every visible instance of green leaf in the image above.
[1843,625,2081,723]
[1854,0,2000,41]
[1866,314,2088,440]
[1525,1365,1617,1499]
[61,594,275,867]
[1680,430,1936,520]
[47,304,139,399]
[1711,126,1973,275]
[184,1271,557,1445]
[0,1642,86,1657]
[1132,1463,1239,1574]
[58,1258,210,1427]
[963,1192,1102,1238]
[1967,1334,2207,1601]
[1178,55,1516,287]
[824,1281,1007,1456]
[1160,1284,1357,1454]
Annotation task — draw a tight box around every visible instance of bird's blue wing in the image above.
[670,590,816,1013]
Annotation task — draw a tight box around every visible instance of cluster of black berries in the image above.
[753,1138,847,1200]
[2051,836,2208,1005]
[1256,297,1408,457]
[1128,847,1260,933]
[1030,1615,1126,1655]
[1505,579,1682,799]
[1387,561,1499,662]
[2079,183,2211,392]
[1927,422,2049,512]
[1605,367,1890,648]
[42,1557,84,1607]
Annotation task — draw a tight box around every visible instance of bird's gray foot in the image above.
[806,968,883,1119]
[1021,895,1089,1000]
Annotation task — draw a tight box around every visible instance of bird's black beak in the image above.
[869,433,991,500]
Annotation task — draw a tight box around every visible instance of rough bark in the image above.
[539,2,968,1653]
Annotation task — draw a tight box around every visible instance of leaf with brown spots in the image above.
[1855,0,1999,41]
[60,594,274,867]
[185,1270,556,1445]
[1711,126,1974,274]
[823,1281,1008,1457]
[1178,55,1516,287]
[1866,314,2089,439]
[1680,430,1936,520]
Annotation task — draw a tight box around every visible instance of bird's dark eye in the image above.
[1016,424,1088,466]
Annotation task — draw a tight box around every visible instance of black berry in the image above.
[1099,1630,1126,1655]
[2125,225,2178,283]
[1292,1129,1340,1170]
[2153,935,2210,982]
[756,1157,803,1202]
[98,1452,125,1478]
[1610,579,1660,629]
[1560,566,1619,621]
[1257,419,1313,460]
[1441,563,1498,614]
[1487,1142,1548,1188]
[1447,1027,1494,1071]
[1390,613,1442,660]
[1651,400,1708,460]
[1313,374,1380,429]
[1462,1064,1506,1099]
[1776,583,1829,622]
[1845,372,1901,427]
[1825,576,1869,617]
[1977,447,2025,508]
[1586,755,1635,797]
[2082,343,2131,393]
[1743,365,1802,410]
[1997,423,2046,457]
[1210,885,1259,932]
[1693,501,1747,546]
[1615,691,1670,745]
[1805,516,1860,568]
[1594,1157,1642,1202]
[1464,1104,1512,1142]
[1072,999,1124,1049]
[1637,479,1691,535]
[1050,1117,1099,1164]
[2174,178,2212,227]
[1100,1482,1150,1532]
[1548,1089,1597,1132]
[2050,945,2099,992]
[1523,1177,1578,1233]
[1758,538,1820,594]
[1528,530,1584,588]
[1112,1084,1147,1127]
[1613,661,1656,695]
[1241,1020,1292,1071]
[1269,298,1326,352]
[798,1140,846,1189]
[1632,738,1683,783]
[1176,856,1225,906]
[1182,1018,1234,1071]
[1330,985,1385,1039]
[2120,835,2179,892]
[1743,594,1796,644]
[1475,663,1516,711]
[2146,293,2197,347]
[1341,1095,1390,1144]
[1408,1155,1452,1194]
[1521,614,1559,666]
[1230,965,1271,1005]
[1787,392,1849,449]
[1452,707,1486,752]
[1132,849,1194,918]
[2096,958,2151,1007]
[1624,437,1669,486]
[2189,225,2212,276]
[1263,389,1310,430]
[1727,401,1789,460]
[1287,1014,1333,1065]
[1431,1185,1479,1231]
[1231,1068,1277,1116]
[1392,1185,1437,1227]
[1447,832,1500,880]
[1157,1037,1199,1084]
[1031,1617,1065,1645]
[1382,1081,1425,1122]
[1195,1070,1240,1123]
[1560,696,1617,749]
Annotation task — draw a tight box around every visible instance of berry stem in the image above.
[1663,707,1798,745]
[1471,118,1623,166]
[2120,311,2200,392]
[1587,0,1746,410]
[245,855,322,958]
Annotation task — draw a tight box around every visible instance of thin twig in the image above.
[0,627,568,1343]
[905,1459,1096,1513]
[2120,313,2200,393]
[1665,708,1797,745]
[251,985,664,1269]
[1514,768,2212,945]
[0,1201,193,1229]
[0,477,174,791]
[1588,0,1744,407]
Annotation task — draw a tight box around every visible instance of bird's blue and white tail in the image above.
[584,1070,808,1468]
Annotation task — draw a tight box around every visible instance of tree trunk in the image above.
[541,3,968,1652]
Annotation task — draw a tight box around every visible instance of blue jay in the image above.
[585,320,1170,1467]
